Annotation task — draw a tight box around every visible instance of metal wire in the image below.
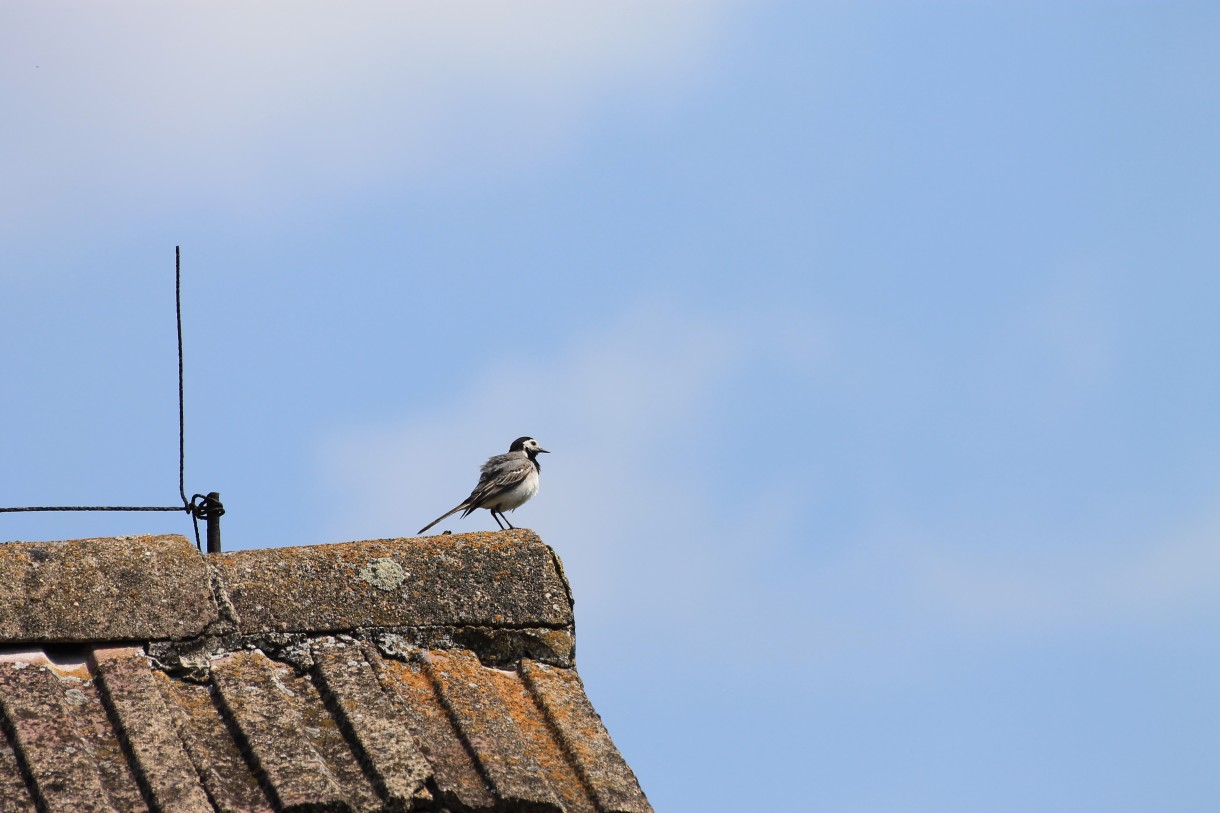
[0,246,213,550]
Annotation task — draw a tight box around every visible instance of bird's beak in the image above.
[538,448,550,454]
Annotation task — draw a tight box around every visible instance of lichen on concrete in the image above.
[0,530,577,681]
[358,557,407,591]
[211,529,574,635]
[0,531,653,813]
[0,535,218,644]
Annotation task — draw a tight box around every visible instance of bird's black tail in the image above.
[418,503,468,535]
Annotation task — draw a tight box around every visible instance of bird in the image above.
[418,436,549,534]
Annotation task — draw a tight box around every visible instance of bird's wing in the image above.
[460,459,533,517]
[478,450,518,477]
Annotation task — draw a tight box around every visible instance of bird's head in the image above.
[510,436,549,457]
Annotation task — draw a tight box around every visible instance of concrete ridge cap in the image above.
[0,530,573,645]
[211,529,574,635]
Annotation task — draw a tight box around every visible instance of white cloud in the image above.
[909,506,1220,633]
[315,291,1220,694]
[317,298,812,618]
[2,1,735,220]
[314,297,839,625]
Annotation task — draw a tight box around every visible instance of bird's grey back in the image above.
[480,449,527,479]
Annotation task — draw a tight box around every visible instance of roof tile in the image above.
[476,661,598,813]
[69,670,152,812]
[426,650,565,812]
[0,533,653,812]
[155,672,275,813]
[371,650,498,811]
[211,650,379,811]
[0,733,36,813]
[520,661,653,813]
[0,536,217,643]
[92,647,213,813]
[311,640,433,807]
[0,660,127,813]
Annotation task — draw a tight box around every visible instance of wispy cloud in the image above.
[317,298,812,615]
[910,505,1220,634]
[311,292,1012,694]
[318,286,1220,691]
[3,1,734,222]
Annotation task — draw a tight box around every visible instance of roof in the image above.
[0,530,651,813]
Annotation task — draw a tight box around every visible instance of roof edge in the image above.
[0,531,575,661]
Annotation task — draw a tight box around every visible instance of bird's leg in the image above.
[504,514,516,530]
[492,511,507,530]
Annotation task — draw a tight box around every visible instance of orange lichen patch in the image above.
[370,649,496,811]
[480,663,598,813]
[317,528,542,557]
[424,650,563,812]
[521,661,653,813]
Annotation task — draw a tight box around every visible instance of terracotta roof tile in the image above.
[0,531,651,812]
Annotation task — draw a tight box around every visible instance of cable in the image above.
[0,506,182,513]
[177,246,188,509]
[0,246,219,551]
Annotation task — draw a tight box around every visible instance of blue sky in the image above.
[3,2,1220,810]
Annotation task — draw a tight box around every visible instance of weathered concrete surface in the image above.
[425,650,565,812]
[212,529,574,634]
[0,661,117,813]
[311,639,433,807]
[211,649,380,811]
[367,647,497,811]
[0,536,217,644]
[0,531,653,812]
[92,648,213,813]
[522,661,654,813]
[155,672,275,813]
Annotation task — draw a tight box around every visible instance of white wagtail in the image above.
[418,436,549,534]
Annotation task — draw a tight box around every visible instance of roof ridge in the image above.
[0,531,574,656]
[0,532,653,811]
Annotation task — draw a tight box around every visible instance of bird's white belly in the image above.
[488,469,539,512]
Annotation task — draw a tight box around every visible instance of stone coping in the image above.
[0,530,572,644]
